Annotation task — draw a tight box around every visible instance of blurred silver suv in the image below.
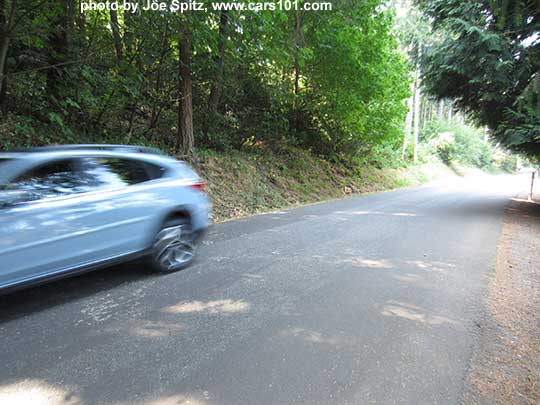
[0,145,211,293]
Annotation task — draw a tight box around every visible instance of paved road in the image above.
[0,174,529,404]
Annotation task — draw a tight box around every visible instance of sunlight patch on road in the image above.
[381,300,461,327]
[162,299,250,315]
[0,379,80,405]
[511,197,540,205]
[145,393,209,405]
[392,273,423,283]
[129,320,186,338]
[339,257,394,269]
[278,327,347,346]
[336,210,419,217]
[406,260,455,274]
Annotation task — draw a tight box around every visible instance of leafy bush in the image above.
[422,119,493,168]
[0,114,51,150]
[353,143,406,169]
[436,139,457,164]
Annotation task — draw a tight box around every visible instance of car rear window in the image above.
[4,157,167,203]
[8,159,93,201]
[0,158,12,166]
[88,158,166,187]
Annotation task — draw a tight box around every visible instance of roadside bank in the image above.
[464,194,540,404]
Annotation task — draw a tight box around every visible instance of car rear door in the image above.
[66,156,167,258]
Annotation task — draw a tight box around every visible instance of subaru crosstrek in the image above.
[0,145,211,293]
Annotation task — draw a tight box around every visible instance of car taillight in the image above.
[189,181,206,192]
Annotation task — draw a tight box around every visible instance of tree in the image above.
[0,0,16,101]
[207,10,228,119]
[177,15,193,154]
[297,0,410,157]
[412,68,421,162]
[417,0,540,157]
[396,0,432,161]
[47,0,73,103]
[0,0,47,104]
[0,0,411,164]
[109,9,122,64]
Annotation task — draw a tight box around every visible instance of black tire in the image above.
[149,217,197,273]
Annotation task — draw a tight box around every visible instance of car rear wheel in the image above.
[150,218,197,273]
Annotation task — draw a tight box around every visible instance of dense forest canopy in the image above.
[0,0,410,160]
[417,0,540,158]
[0,0,534,170]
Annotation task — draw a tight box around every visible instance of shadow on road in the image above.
[0,261,154,323]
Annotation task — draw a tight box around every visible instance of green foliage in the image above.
[0,0,410,166]
[190,146,439,221]
[300,1,410,157]
[420,118,522,171]
[353,143,407,169]
[499,155,518,173]
[423,120,489,166]
[417,0,540,157]
[435,138,456,165]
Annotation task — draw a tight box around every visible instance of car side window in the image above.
[89,158,165,188]
[7,159,94,202]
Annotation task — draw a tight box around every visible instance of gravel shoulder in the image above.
[464,193,540,404]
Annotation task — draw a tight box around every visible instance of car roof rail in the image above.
[14,144,165,155]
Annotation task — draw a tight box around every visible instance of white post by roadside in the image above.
[529,170,536,201]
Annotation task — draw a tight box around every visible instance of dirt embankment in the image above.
[187,148,454,222]
[464,195,540,404]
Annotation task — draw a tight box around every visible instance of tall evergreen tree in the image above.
[417,0,540,157]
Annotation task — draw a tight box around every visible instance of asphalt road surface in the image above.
[0,173,530,404]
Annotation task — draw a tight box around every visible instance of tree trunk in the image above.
[413,72,421,163]
[123,9,134,54]
[0,33,9,104]
[529,171,536,201]
[291,11,303,132]
[0,0,15,104]
[421,97,427,129]
[402,81,415,160]
[149,21,169,130]
[47,0,72,102]
[293,13,301,98]
[207,11,228,118]
[110,9,122,64]
[438,99,444,120]
[177,17,194,155]
[77,2,85,34]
